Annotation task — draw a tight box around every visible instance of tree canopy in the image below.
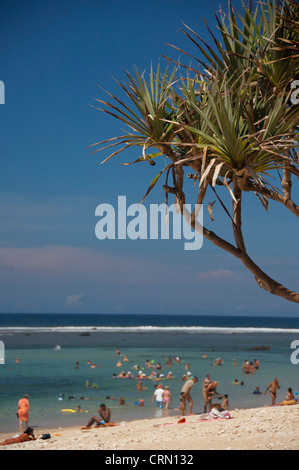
[91,0,299,304]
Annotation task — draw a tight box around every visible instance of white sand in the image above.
[0,405,298,450]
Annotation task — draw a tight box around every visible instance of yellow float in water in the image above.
[61,409,88,413]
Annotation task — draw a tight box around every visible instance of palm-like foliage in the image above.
[89,64,178,166]
[177,70,297,170]
[91,0,299,303]
[177,0,298,92]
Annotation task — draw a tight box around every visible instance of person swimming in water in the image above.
[137,380,147,391]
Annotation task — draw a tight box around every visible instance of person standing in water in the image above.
[264,378,280,405]
[17,394,31,433]
[162,385,172,409]
[180,376,198,416]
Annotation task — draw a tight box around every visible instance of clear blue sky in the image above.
[0,0,298,316]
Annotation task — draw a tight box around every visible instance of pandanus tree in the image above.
[90,0,299,303]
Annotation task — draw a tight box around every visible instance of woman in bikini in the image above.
[162,385,172,409]
[276,388,296,406]
[0,427,35,446]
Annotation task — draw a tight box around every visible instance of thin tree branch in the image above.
[179,183,299,304]
[236,169,299,218]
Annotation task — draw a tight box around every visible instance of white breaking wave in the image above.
[0,325,299,334]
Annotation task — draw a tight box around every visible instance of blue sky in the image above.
[0,0,298,316]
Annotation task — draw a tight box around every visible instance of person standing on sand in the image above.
[264,378,280,405]
[17,394,31,432]
[180,376,198,416]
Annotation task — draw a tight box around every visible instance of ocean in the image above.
[1,313,299,434]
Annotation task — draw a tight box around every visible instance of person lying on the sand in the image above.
[0,427,36,446]
[81,404,119,429]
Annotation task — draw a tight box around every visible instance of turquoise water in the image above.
[1,314,299,433]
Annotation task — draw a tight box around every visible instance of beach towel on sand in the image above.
[209,408,231,419]
[155,411,232,427]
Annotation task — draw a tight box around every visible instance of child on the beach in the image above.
[221,394,229,410]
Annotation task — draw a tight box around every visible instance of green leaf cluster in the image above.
[91,0,299,203]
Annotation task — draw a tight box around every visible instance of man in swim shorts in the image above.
[81,404,119,428]
[180,376,198,416]
[152,384,164,409]
[264,378,280,405]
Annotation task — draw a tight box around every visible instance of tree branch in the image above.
[163,153,299,304]
[180,183,299,304]
[235,169,299,217]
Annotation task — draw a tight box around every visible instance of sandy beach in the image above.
[0,405,298,451]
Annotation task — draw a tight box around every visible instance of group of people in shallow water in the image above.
[3,349,298,446]
[152,384,172,409]
[242,359,260,374]
[2,378,297,446]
